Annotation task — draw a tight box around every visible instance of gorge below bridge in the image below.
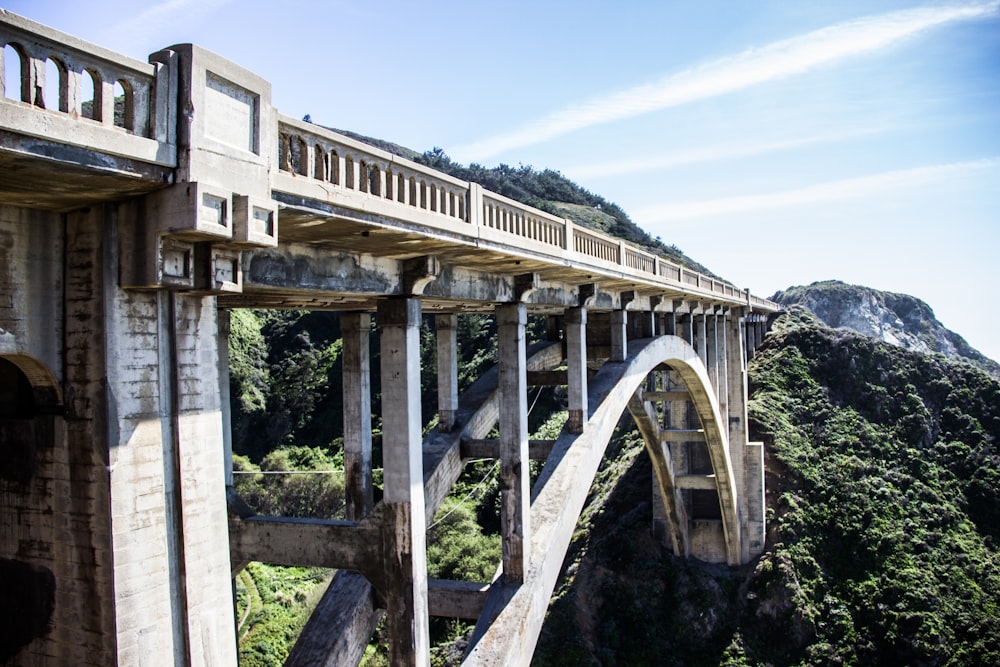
[0,11,778,666]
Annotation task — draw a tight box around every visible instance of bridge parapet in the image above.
[0,11,173,162]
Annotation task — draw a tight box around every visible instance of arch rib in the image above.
[463,334,741,666]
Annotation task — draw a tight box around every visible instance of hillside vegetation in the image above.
[533,306,1000,665]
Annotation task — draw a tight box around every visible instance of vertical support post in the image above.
[435,314,459,433]
[663,311,676,336]
[677,313,692,346]
[706,311,719,399]
[342,312,373,521]
[726,309,749,565]
[377,299,429,665]
[717,310,729,418]
[217,309,233,487]
[610,309,628,362]
[565,307,588,434]
[695,313,708,368]
[497,303,530,584]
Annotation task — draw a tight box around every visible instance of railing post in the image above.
[468,182,483,226]
[343,311,373,520]
[377,298,430,666]
[563,217,574,252]
[497,303,530,584]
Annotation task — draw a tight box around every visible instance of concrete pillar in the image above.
[342,312,373,521]
[610,309,628,362]
[705,312,719,399]
[497,303,530,584]
[677,313,692,346]
[717,312,729,415]
[663,311,676,336]
[565,307,588,434]
[695,313,708,368]
[725,310,749,564]
[377,298,430,665]
[435,313,459,433]
[217,309,234,487]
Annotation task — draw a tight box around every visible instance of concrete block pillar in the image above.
[565,307,588,434]
[610,309,628,362]
[342,312,373,521]
[677,313,692,346]
[725,310,750,563]
[377,298,430,665]
[497,303,530,584]
[695,313,708,368]
[705,313,719,399]
[717,311,730,417]
[435,314,459,433]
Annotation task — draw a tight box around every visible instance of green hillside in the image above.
[533,306,1000,665]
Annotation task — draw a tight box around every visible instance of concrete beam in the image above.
[228,515,380,572]
[427,579,490,620]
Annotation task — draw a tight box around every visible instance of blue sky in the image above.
[9,1,1000,361]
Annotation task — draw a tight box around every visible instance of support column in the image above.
[677,313,692,346]
[695,313,708,368]
[705,311,719,399]
[565,307,588,434]
[377,299,430,666]
[435,313,459,433]
[717,311,729,415]
[726,310,749,564]
[610,309,628,362]
[217,309,233,487]
[342,312,373,521]
[497,303,530,584]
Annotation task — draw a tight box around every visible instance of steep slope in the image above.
[772,280,1000,379]
[533,307,1000,666]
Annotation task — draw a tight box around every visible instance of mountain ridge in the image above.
[771,280,999,380]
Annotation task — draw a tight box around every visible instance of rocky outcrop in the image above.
[771,280,1000,379]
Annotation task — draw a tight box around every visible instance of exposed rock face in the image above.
[771,280,1000,379]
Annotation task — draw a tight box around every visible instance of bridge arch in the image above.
[464,334,741,665]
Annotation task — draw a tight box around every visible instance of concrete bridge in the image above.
[0,11,776,666]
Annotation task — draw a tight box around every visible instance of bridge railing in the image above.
[0,11,174,165]
[274,117,777,308]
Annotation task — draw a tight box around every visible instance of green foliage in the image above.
[236,562,332,667]
[233,447,346,519]
[744,309,1000,665]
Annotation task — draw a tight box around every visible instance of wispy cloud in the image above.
[450,1,1000,162]
[631,157,1000,224]
[107,0,234,53]
[565,128,886,180]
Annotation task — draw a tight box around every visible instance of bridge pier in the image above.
[378,298,431,666]
[497,303,530,584]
